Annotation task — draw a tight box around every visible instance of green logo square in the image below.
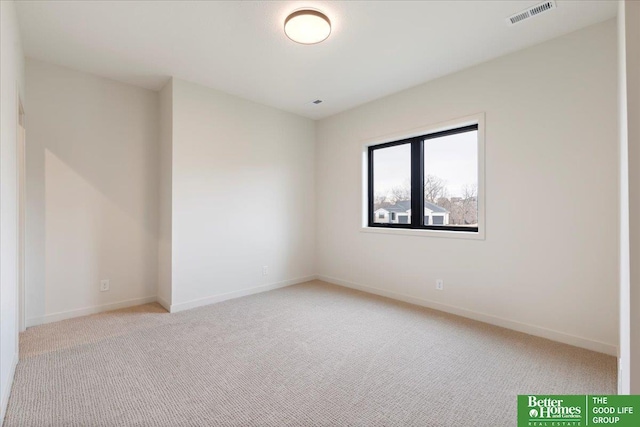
[518,395,640,427]
[519,395,585,426]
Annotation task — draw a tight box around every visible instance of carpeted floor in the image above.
[4,280,616,426]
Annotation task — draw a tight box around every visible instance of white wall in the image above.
[622,0,640,393]
[169,78,316,311]
[618,0,631,395]
[0,0,25,420]
[158,80,173,310]
[25,59,160,325]
[316,20,619,355]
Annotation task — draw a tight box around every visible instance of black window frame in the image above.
[367,124,479,233]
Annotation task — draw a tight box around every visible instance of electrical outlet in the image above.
[436,279,444,291]
[262,266,268,276]
[100,279,110,292]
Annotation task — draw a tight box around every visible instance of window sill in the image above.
[360,226,485,241]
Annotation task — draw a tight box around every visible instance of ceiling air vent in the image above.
[507,1,556,26]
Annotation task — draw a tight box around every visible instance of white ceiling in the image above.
[15,1,617,120]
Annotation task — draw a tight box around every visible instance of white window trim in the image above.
[360,113,486,241]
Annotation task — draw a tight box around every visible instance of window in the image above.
[378,212,385,219]
[368,124,479,233]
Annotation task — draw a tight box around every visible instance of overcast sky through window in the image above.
[373,131,477,199]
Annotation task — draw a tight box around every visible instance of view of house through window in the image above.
[371,142,411,224]
[369,124,479,232]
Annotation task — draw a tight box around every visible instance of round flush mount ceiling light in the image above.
[284,9,331,45]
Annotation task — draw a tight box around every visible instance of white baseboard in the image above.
[156,295,171,312]
[26,296,158,327]
[319,275,618,357]
[170,275,318,313]
[0,352,18,424]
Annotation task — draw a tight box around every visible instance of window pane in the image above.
[423,130,478,228]
[372,143,411,224]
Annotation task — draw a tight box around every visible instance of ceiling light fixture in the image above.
[284,9,331,45]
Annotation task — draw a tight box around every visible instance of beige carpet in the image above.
[4,280,616,426]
